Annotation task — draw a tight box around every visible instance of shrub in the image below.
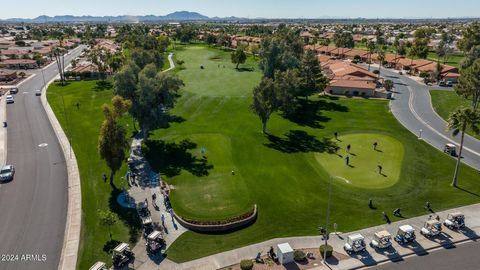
[319,244,333,258]
[384,80,394,91]
[293,250,306,262]
[240,259,253,270]
[373,70,380,74]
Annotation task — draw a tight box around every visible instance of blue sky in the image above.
[1,0,479,19]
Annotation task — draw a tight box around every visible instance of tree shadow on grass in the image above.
[103,239,121,253]
[283,97,349,129]
[143,139,213,177]
[265,130,339,154]
[109,184,142,243]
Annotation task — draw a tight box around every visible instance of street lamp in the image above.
[323,176,334,264]
[419,129,423,139]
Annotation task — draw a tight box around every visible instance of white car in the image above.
[5,95,14,104]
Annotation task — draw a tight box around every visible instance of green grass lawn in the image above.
[316,133,404,189]
[48,81,141,270]
[427,51,465,68]
[430,90,480,140]
[139,46,480,263]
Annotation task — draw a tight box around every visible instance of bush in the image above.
[240,259,253,270]
[373,70,380,74]
[293,250,306,262]
[319,244,333,258]
[384,80,394,91]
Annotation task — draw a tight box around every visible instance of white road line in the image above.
[406,84,480,157]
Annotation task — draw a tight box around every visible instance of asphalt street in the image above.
[371,240,480,270]
[0,45,85,270]
[383,68,480,170]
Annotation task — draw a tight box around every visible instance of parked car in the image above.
[0,165,15,182]
[439,80,446,86]
[446,81,454,87]
[9,88,19,94]
[5,95,14,104]
[35,90,41,96]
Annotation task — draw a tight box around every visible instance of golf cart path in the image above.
[132,202,480,270]
[382,66,480,170]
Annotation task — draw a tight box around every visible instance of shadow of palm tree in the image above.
[265,130,339,154]
[143,139,214,177]
[283,97,348,128]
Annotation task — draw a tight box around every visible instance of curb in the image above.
[40,77,82,270]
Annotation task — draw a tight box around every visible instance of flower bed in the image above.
[174,204,257,232]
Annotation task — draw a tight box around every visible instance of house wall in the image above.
[327,86,375,97]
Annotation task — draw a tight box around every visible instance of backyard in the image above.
[140,45,480,262]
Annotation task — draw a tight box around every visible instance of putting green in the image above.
[315,133,404,189]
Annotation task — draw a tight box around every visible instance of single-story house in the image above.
[0,69,17,81]
[326,77,377,97]
[343,49,370,62]
[443,72,460,83]
[0,59,38,69]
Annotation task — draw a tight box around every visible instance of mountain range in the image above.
[1,11,240,23]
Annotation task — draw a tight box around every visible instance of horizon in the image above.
[1,0,480,20]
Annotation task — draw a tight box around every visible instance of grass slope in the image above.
[48,81,140,269]
[430,90,480,140]
[139,46,480,263]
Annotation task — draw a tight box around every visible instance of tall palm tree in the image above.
[367,41,376,71]
[447,107,480,187]
[377,49,385,79]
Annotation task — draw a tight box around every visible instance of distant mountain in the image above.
[1,11,212,23]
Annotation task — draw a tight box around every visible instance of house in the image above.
[383,54,404,68]
[0,69,17,81]
[326,78,377,97]
[443,72,460,83]
[324,61,385,98]
[343,49,370,62]
[0,59,37,69]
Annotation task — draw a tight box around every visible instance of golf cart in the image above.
[420,219,442,237]
[443,143,457,156]
[444,212,465,230]
[370,230,392,250]
[137,202,152,226]
[112,243,134,269]
[146,230,165,254]
[344,233,366,254]
[89,261,107,270]
[394,225,416,244]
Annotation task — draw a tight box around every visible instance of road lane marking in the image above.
[406,84,480,157]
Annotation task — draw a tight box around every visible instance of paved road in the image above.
[383,68,480,170]
[0,46,85,270]
[371,240,480,270]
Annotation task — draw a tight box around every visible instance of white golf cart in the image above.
[394,225,416,244]
[370,230,392,250]
[344,233,366,254]
[420,219,442,237]
[137,202,152,226]
[443,143,457,156]
[89,261,107,270]
[444,212,465,230]
[112,242,134,269]
[146,230,165,254]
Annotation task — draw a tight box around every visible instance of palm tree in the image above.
[447,107,480,187]
[367,41,376,71]
[377,49,385,79]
